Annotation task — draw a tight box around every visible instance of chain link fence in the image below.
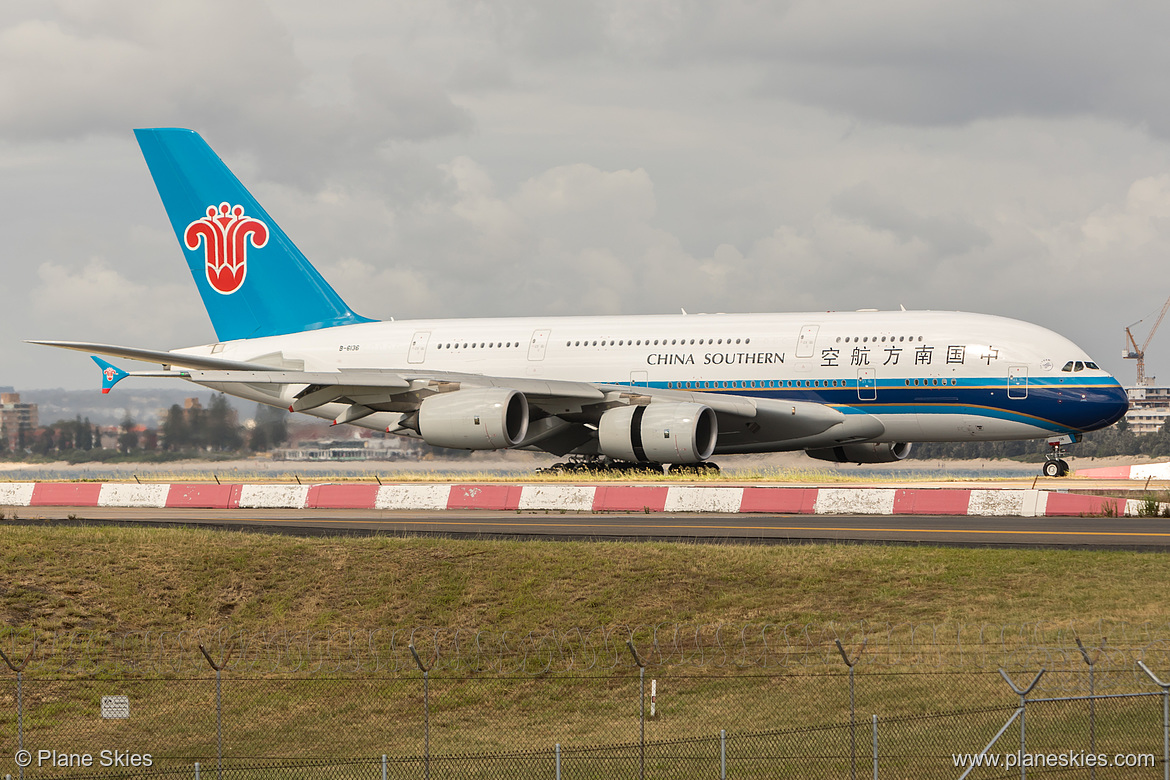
[4,620,1170,676]
[1,624,1169,778]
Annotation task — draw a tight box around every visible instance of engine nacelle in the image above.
[806,442,913,464]
[598,402,718,464]
[418,388,529,450]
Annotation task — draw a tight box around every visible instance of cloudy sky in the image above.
[5,1,1170,390]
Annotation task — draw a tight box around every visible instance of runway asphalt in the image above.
[11,506,1170,549]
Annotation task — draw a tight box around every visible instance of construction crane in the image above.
[1124,292,1170,385]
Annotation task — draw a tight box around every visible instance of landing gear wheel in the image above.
[1042,435,1078,478]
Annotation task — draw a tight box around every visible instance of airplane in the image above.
[32,129,1129,478]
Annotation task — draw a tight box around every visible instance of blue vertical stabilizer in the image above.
[134,128,375,342]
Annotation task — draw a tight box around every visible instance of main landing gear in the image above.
[538,456,664,475]
[537,456,721,475]
[1041,434,1079,477]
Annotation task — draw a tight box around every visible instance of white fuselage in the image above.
[175,309,1128,448]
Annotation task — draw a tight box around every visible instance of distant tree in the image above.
[117,416,138,453]
[0,423,8,454]
[249,403,289,451]
[207,394,243,450]
[79,417,93,450]
[188,404,204,448]
[35,428,55,455]
[249,426,269,452]
[161,404,189,451]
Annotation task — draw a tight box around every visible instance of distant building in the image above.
[1125,385,1170,433]
[0,392,38,448]
[273,436,407,462]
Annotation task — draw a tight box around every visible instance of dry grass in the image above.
[0,524,1167,634]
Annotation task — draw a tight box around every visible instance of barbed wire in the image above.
[2,621,1169,681]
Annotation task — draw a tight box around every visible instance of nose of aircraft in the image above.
[1080,377,1130,431]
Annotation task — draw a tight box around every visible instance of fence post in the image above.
[555,743,561,780]
[198,645,230,780]
[998,668,1045,780]
[872,715,878,780]
[1137,661,1170,780]
[381,754,387,780]
[1,645,32,780]
[627,640,645,780]
[720,729,726,780]
[1076,637,1105,780]
[409,645,432,780]
[836,638,866,780]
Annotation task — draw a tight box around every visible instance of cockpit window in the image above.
[1085,362,1099,370]
[1074,361,1084,371]
[1061,361,1074,372]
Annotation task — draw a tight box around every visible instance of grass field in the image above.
[2,524,1169,776]
[1,523,1167,634]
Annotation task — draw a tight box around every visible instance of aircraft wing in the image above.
[185,368,871,449]
[186,368,606,405]
[34,339,880,454]
[27,340,286,373]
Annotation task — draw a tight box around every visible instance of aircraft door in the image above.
[796,325,819,358]
[1008,365,1028,399]
[408,331,430,364]
[857,368,877,401]
[528,329,551,361]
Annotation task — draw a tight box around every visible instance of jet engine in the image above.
[417,388,529,450]
[598,402,717,464]
[806,442,913,464]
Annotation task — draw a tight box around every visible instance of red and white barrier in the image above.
[0,482,1155,517]
[1077,462,1170,480]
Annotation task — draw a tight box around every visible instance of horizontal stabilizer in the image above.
[91,356,128,394]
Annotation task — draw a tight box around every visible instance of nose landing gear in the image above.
[1042,434,1080,477]
[1042,458,1069,478]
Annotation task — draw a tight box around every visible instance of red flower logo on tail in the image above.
[184,203,269,295]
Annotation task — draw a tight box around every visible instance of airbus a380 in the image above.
[33,129,1129,477]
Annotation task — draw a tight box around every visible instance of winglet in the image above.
[92,356,129,394]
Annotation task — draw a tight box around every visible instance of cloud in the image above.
[32,258,203,344]
[0,1,472,189]
[830,183,991,259]
[6,0,1170,390]
[642,2,1170,134]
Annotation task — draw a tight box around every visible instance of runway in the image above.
[13,506,1170,549]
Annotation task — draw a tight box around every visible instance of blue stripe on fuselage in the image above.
[615,375,1128,434]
